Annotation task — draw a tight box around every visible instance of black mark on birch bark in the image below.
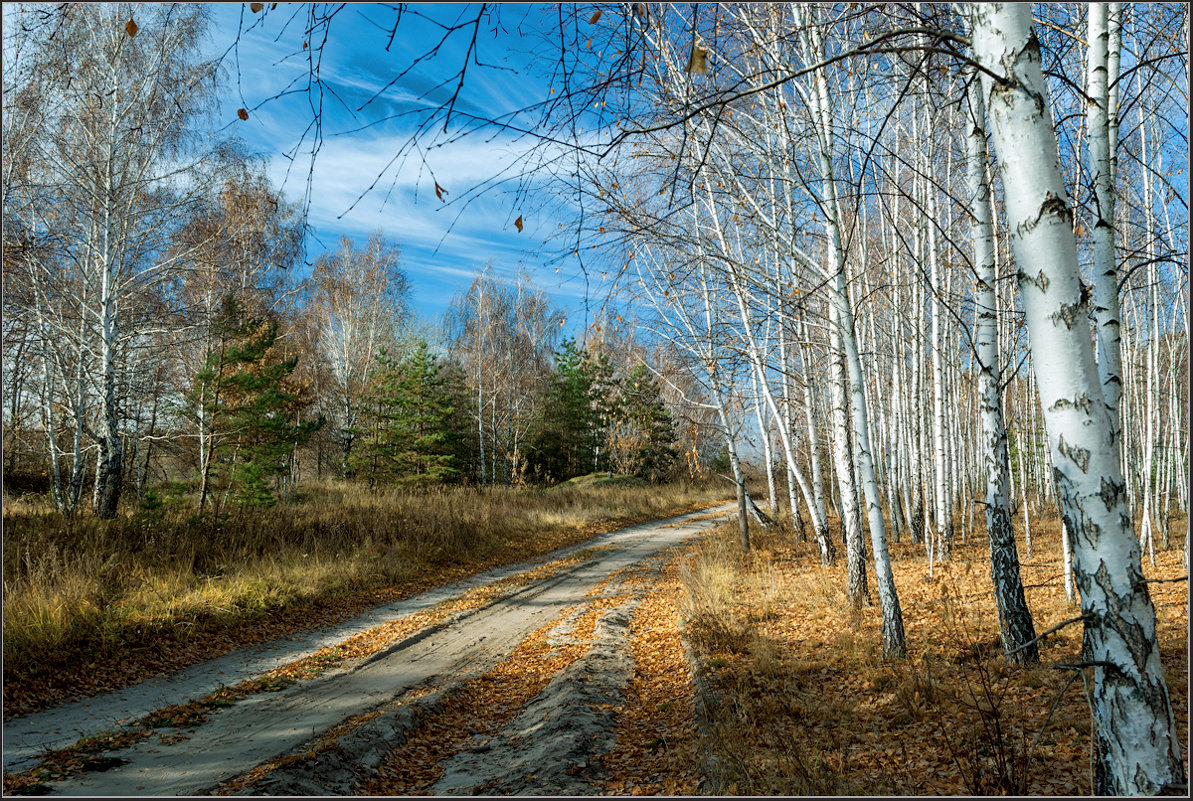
[1057,434,1091,473]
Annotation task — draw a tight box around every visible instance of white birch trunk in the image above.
[966,73,1038,664]
[802,12,904,656]
[1087,4,1124,443]
[971,5,1185,792]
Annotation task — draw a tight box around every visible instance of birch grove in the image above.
[538,2,1185,791]
[2,2,1187,794]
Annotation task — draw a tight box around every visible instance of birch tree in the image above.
[970,4,1184,793]
[305,233,410,471]
[964,69,1037,666]
[5,3,223,517]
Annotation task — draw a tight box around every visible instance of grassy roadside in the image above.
[1,546,616,796]
[3,478,729,718]
[678,513,1189,795]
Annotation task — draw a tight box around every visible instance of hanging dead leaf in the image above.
[598,226,606,233]
[250,2,264,12]
[124,18,138,37]
[589,10,602,24]
[237,108,250,121]
[586,37,592,49]
[514,215,524,233]
[434,182,447,201]
[686,46,707,74]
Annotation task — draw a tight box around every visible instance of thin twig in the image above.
[1004,615,1088,656]
[1079,664,1097,792]
[1028,667,1082,759]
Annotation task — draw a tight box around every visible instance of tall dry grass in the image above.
[3,478,727,711]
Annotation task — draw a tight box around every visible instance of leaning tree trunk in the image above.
[1087,3,1124,443]
[965,71,1038,665]
[971,5,1185,793]
[827,320,869,609]
[802,11,904,657]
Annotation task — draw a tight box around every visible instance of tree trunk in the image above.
[966,72,1038,665]
[971,5,1185,792]
[800,11,905,656]
[1087,4,1124,443]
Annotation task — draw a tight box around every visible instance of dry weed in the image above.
[3,479,728,717]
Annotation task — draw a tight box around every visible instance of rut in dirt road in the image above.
[7,504,730,796]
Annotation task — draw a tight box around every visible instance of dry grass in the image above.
[679,511,1190,795]
[2,479,727,717]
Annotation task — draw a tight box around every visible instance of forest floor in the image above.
[681,512,1190,795]
[3,502,1187,796]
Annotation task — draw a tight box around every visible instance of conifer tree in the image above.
[186,295,322,510]
[350,341,460,487]
[528,338,613,480]
[606,364,677,481]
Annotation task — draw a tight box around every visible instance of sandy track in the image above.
[10,504,730,796]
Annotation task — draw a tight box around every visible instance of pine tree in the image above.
[186,295,322,510]
[605,364,677,481]
[528,338,608,480]
[349,341,460,487]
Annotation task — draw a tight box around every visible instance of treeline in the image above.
[1,5,713,516]
[6,217,708,514]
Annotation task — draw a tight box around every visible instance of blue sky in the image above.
[204,3,604,329]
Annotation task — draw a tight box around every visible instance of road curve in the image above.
[6,503,732,796]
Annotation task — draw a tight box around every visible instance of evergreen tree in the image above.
[186,295,322,509]
[605,364,677,481]
[349,341,460,487]
[529,338,602,480]
[437,358,481,482]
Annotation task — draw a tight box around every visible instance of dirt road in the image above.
[4,504,731,796]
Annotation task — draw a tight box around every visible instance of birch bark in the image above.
[965,72,1038,665]
[971,5,1185,792]
[1087,4,1124,443]
[801,10,904,657]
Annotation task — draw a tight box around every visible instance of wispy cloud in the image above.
[205,2,607,324]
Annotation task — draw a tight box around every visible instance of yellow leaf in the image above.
[686,46,707,74]
[124,18,138,37]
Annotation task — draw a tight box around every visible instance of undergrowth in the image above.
[679,511,1189,795]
